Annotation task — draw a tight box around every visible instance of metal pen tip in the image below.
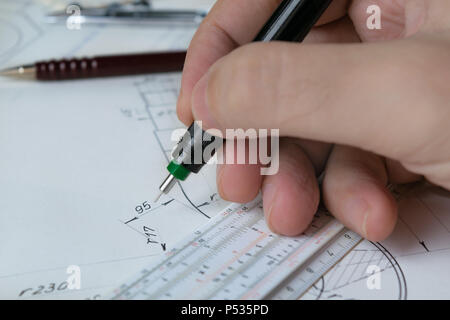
[154,191,163,203]
[0,67,18,77]
[155,173,177,202]
[0,65,35,78]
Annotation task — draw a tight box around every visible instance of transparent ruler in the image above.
[109,197,361,300]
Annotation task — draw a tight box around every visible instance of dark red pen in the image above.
[0,51,186,81]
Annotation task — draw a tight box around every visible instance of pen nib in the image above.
[154,191,163,203]
[0,67,18,77]
[155,174,177,203]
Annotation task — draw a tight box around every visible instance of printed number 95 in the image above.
[135,201,151,214]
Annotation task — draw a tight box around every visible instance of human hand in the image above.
[176,0,450,241]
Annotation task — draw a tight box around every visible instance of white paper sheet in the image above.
[301,184,450,299]
[1,0,450,300]
[0,0,227,299]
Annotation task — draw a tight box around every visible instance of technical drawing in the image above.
[136,74,225,218]
[303,241,407,300]
[2,0,450,301]
[304,183,450,300]
[0,2,44,66]
[115,74,228,255]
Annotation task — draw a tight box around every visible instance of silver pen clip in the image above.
[45,0,207,27]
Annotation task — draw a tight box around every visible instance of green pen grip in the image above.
[167,160,191,181]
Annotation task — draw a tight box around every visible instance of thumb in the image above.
[191,38,450,165]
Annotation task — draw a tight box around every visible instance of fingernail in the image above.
[262,183,279,233]
[344,196,369,238]
[176,87,184,110]
[191,74,219,129]
[217,165,229,201]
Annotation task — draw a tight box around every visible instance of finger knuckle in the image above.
[391,40,450,150]
[208,43,282,128]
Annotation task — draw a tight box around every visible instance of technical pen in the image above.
[156,0,333,201]
[0,51,186,81]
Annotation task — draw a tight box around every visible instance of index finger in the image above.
[177,0,350,125]
[176,0,283,125]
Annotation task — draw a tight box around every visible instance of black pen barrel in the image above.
[174,0,333,182]
[254,0,332,42]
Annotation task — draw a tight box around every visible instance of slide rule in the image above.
[109,198,361,300]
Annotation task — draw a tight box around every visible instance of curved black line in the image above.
[371,242,401,299]
[0,18,23,59]
[374,242,407,300]
[306,242,407,300]
[178,180,211,219]
[314,277,325,300]
[149,128,210,220]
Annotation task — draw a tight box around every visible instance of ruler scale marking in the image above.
[239,219,344,300]
[109,198,362,300]
[117,202,250,299]
[267,229,361,300]
[155,206,273,299]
